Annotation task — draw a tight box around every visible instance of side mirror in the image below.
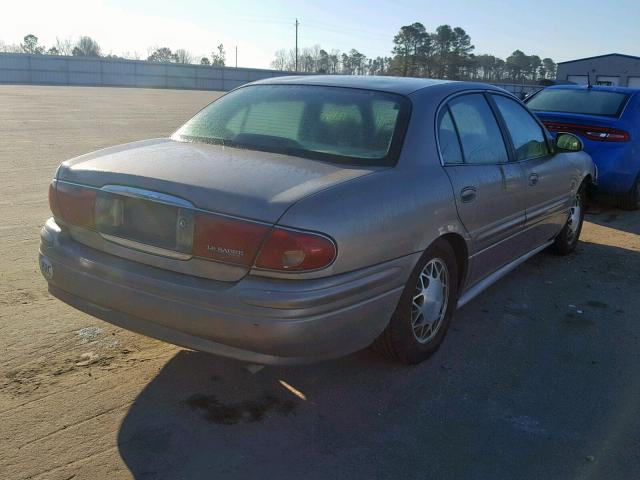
[555,133,583,152]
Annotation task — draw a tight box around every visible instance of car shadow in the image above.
[117,240,640,480]
[585,195,640,235]
[585,208,640,236]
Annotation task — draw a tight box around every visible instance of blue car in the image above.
[526,85,640,209]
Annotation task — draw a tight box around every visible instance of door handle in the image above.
[529,173,539,186]
[460,186,477,203]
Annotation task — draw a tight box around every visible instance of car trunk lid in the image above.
[55,138,376,281]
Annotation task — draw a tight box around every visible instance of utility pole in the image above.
[295,18,299,72]
[235,45,238,68]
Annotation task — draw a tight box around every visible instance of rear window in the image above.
[173,84,410,165]
[526,89,629,117]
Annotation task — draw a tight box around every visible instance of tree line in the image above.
[0,27,557,83]
[0,34,228,66]
[271,22,557,84]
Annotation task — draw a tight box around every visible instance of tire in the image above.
[618,175,640,211]
[373,240,459,365]
[551,185,585,255]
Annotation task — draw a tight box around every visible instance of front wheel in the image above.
[373,240,459,364]
[551,187,585,255]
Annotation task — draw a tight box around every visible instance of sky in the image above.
[1,0,639,68]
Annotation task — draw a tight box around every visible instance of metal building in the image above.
[556,53,640,87]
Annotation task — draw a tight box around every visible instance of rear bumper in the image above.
[588,144,638,194]
[39,218,415,365]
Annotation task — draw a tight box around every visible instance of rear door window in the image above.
[492,95,549,161]
[448,94,509,164]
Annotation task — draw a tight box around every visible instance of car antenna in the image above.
[587,72,592,89]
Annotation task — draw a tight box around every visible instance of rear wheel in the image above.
[618,175,640,211]
[552,187,585,255]
[373,240,459,364]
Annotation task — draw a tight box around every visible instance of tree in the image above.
[527,54,542,81]
[317,49,329,73]
[55,38,74,56]
[433,25,454,78]
[506,50,529,81]
[211,44,225,66]
[368,56,391,76]
[475,54,498,81]
[348,49,367,75]
[268,30,553,84]
[147,47,176,63]
[200,57,211,65]
[392,23,429,77]
[21,34,44,54]
[328,50,341,73]
[175,49,193,64]
[341,52,352,74]
[271,49,287,70]
[542,57,556,80]
[0,41,21,53]
[72,36,101,57]
[47,46,60,55]
[447,27,474,79]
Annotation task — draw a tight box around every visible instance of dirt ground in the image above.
[1,85,639,480]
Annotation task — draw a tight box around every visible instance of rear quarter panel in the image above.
[274,167,466,279]
[268,85,470,280]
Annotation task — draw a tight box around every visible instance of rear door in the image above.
[490,93,577,247]
[439,92,529,287]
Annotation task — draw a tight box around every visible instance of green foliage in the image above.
[147,47,177,63]
[392,22,431,77]
[72,36,101,57]
[21,34,44,55]
[271,22,555,83]
[390,24,475,80]
[211,44,225,66]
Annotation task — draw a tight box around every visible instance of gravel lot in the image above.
[1,85,639,480]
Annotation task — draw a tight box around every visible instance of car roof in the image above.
[544,84,640,95]
[250,75,463,96]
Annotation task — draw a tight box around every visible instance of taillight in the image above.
[543,121,630,142]
[255,228,336,271]
[48,181,62,218]
[193,213,270,266]
[52,182,97,227]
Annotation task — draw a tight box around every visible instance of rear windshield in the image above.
[526,89,629,117]
[172,84,410,165]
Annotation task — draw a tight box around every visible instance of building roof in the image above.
[252,75,456,95]
[558,53,640,65]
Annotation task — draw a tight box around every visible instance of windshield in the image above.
[172,84,410,165]
[526,88,629,117]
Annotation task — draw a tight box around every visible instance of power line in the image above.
[303,20,391,41]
